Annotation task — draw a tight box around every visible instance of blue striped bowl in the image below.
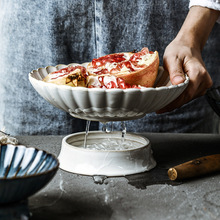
[0,144,59,204]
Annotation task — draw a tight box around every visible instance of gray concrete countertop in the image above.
[14,133,220,219]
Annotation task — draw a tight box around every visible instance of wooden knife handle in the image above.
[168,154,220,181]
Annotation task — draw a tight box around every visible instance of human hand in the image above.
[157,39,213,114]
[157,5,220,114]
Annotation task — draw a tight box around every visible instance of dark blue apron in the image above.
[0,0,219,134]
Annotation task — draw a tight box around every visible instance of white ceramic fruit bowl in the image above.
[29,63,189,122]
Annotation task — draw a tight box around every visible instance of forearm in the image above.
[175,6,220,51]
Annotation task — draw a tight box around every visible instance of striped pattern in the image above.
[0,144,59,204]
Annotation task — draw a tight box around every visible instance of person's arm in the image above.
[158,6,220,113]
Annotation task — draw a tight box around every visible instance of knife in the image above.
[168,154,220,181]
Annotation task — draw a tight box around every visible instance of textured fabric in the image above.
[0,0,95,135]
[0,0,219,135]
[189,0,220,22]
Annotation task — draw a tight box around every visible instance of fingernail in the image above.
[173,75,185,85]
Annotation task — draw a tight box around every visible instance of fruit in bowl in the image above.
[87,47,159,88]
[29,45,189,122]
[43,65,87,87]
[43,47,159,89]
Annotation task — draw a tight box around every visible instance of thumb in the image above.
[164,58,186,85]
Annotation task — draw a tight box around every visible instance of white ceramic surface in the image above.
[59,131,156,176]
[29,63,189,122]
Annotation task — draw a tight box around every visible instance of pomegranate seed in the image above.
[132,85,141,89]
[106,81,117,89]
[118,82,126,89]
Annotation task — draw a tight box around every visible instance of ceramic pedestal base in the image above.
[58,131,156,177]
